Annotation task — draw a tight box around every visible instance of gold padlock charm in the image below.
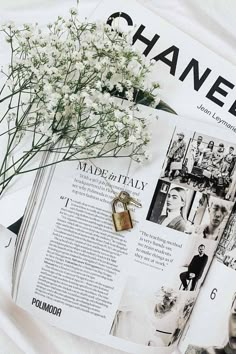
[112,198,133,232]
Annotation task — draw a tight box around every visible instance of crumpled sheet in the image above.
[0,0,235,353]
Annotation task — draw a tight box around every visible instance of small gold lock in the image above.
[112,198,133,232]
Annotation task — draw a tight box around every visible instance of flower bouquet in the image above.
[0,7,177,200]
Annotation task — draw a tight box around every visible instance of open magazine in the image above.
[11,104,236,354]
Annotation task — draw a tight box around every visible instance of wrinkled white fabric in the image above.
[140,0,236,66]
[0,1,235,353]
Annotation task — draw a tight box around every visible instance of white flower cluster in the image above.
[0,9,160,194]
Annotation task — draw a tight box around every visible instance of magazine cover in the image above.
[90,0,236,132]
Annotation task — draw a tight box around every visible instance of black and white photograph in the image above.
[110,278,197,347]
[147,180,193,233]
[147,179,233,239]
[185,292,236,354]
[179,244,208,291]
[186,195,233,241]
[177,239,216,292]
[216,203,236,270]
[160,129,236,201]
[168,296,195,346]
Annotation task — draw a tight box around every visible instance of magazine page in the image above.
[178,203,236,353]
[179,262,236,353]
[90,0,236,133]
[12,150,59,288]
[12,105,236,354]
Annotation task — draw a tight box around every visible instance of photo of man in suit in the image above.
[180,244,208,291]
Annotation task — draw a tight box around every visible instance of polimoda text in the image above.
[32,298,62,317]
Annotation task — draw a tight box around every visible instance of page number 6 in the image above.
[210,288,218,300]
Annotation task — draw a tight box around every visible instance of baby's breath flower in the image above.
[128,135,137,143]
[0,8,161,197]
[76,136,87,147]
[144,150,152,160]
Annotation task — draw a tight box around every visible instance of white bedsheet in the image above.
[0,1,235,353]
